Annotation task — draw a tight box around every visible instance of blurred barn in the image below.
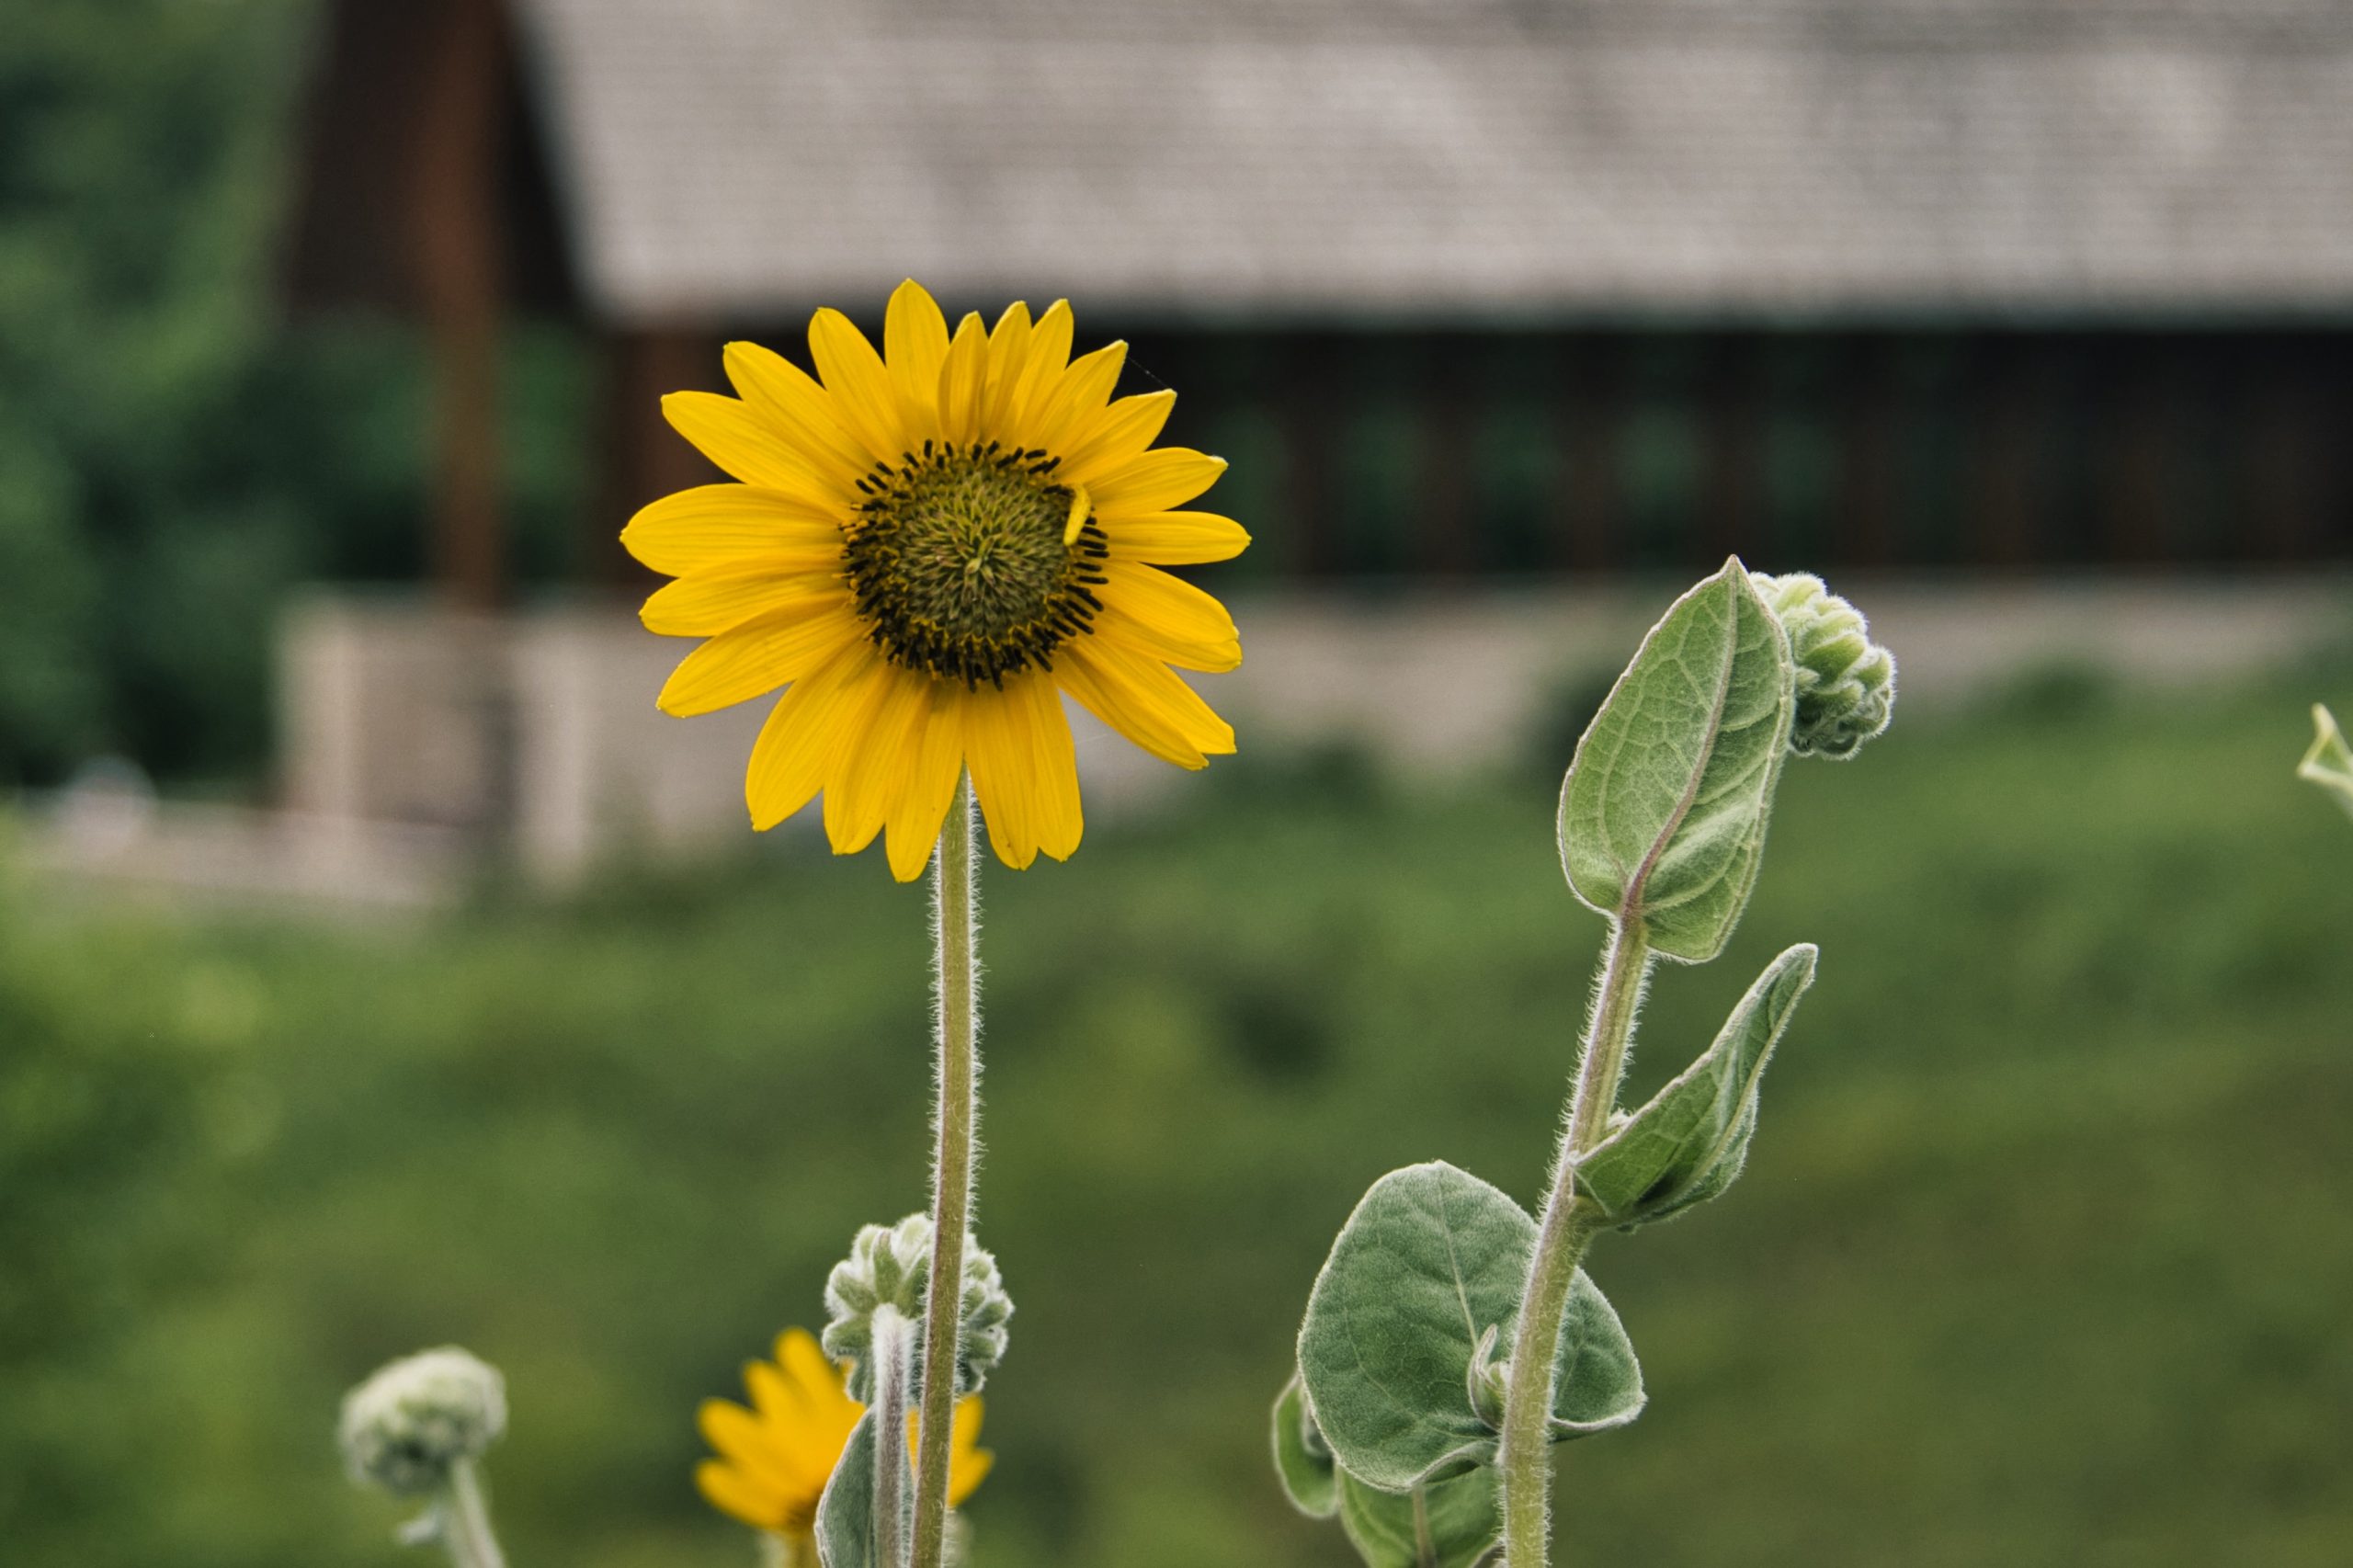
[267,0,2353,873]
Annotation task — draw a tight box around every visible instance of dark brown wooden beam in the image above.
[1279,335,1340,575]
[596,328,723,583]
[410,0,511,609]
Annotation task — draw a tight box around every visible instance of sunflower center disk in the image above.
[846,443,1108,687]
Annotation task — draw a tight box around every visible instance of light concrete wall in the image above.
[276,574,2353,881]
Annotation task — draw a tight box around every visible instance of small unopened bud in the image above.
[1750,572,1896,758]
[339,1347,506,1497]
[1466,1323,1508,1429]
[823,1214,1012,1399]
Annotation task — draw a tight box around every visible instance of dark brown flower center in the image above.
[845,442,1108,687]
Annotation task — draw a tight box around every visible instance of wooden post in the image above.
[595,328,722,583]
[410,0,510,610]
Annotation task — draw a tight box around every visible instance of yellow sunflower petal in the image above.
[620,485,844,577]
[656,603,862,716]
[947,1395,993,1507]
[980,301,1034,436]
[745,642,884,831]
[1023,339,1126,456]
[1021,669,1084,862]
[1098,561,1239,657]
[722,342,873,491]
[639,561,847,638]
[1059,390,1176,483]
[809,308,908,466]
[663,392,840,496]
[1061,637,1236,767]
[698,1401,796,1485]
[884,683,968,882]
[1093,604,1241,675]
[884,279,950,427]
[1003,300,1074,444]
[963,679,1039,869]
[937,312,989,449]
[1087,447,1227,515]
[776,1328,844,1405]
[696,1458,785,1531]
[1099,510,1251,565]
[825,664,931,857]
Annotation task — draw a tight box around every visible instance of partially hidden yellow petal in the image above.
[620,484,844,577]
[883,279,950,428]
[745,641,885,831]
[1098,510,1251,565]
[1059,390,1176,483]
[980,301,1034,437]
[936,312,988,449]
[656,604,862,716]
[722,342,872,491]
[696,1459,784,1530]
[663,392,840,498]
[884,683,968,882]
[1097,562,1240,668]
[1087,447,1227,515]
[809,308,907,466]
[1061,637,1236,768]
[944,1395,992,1506]
[640,561,846,638]
[1002,299,1074,445]
[698,1401,795,1487]
[824,663,931,857]
[1023,339,1125,456]
[963,684,1039,869]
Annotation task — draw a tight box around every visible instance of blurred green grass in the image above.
[6,673,2352,1568]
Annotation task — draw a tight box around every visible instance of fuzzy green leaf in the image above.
[1272,1375,1340,1519]
[812,1411,905,1568]
[1336,1468,1503,1568]
[1558,558,1795,960]
[1575,944,1817,1228]
[2300,704,2353,820]
[1296,1162,1644,1492]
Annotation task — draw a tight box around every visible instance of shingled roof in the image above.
[510,0,2353,322]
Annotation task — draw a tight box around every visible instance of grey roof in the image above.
[513,0,2353,323]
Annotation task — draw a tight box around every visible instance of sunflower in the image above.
[624,279,1247,881]
[696,1328,992,1553]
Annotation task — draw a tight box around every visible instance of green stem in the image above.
[438,1459,507,1568]
[870,1305,916,1568]
[910,780,979,1568]
[1411,1483,1438,1568]
[1498,916,1652,1568]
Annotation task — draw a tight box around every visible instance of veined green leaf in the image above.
[1575,944,1817,1228]
[1336,1467,1502,1568]
[812,1410,905,1568]
[1558,559,1795,960]
[1296,1162,1644,1493]
[1272,1375,1340,1519]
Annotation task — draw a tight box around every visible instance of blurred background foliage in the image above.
[0,0,588,788]
[6,675,2353,1568]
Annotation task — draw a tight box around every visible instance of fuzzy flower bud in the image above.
[823,1214,1012,1399]
[338,1347,506,1497]
[1749,571,1896,758]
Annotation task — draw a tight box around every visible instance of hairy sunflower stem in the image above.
[870,1305,917,1568]
[1498,916,1652,1568]
[438,1459,507,1568]
[1411,1483,1438,1568]
[911,780,979,1568]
